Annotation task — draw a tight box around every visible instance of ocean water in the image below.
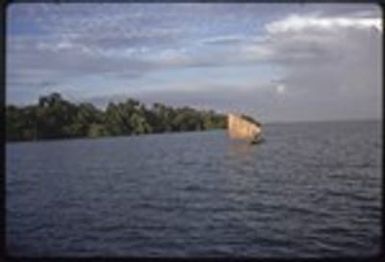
[6,121,382,257]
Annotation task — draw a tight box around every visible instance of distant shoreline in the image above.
[6,119,380,145]
[6,92,227,142]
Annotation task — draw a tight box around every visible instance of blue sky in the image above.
[7,3,382,122]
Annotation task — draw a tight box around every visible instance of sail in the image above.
[227,113,262,142]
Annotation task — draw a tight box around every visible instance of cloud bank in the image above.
[7,3,382,122]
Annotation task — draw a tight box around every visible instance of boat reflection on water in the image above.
[226,139,260,165]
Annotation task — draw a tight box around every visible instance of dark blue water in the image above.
[6,121,382,257]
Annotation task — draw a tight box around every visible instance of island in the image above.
[5,92,227,142]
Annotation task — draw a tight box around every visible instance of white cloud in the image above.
[199,35,249,45]
[266,14,382,34]
[258,12,382,120]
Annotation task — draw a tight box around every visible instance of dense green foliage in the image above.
[6,93,227,141]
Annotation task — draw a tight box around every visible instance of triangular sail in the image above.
[228,113,262,142]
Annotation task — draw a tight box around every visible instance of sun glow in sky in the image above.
[7,3,382,122]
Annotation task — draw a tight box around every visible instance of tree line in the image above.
[6,93,227,142]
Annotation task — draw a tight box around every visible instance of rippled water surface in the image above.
[6,121,382,257]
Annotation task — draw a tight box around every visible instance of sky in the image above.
[7,3,382,123]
